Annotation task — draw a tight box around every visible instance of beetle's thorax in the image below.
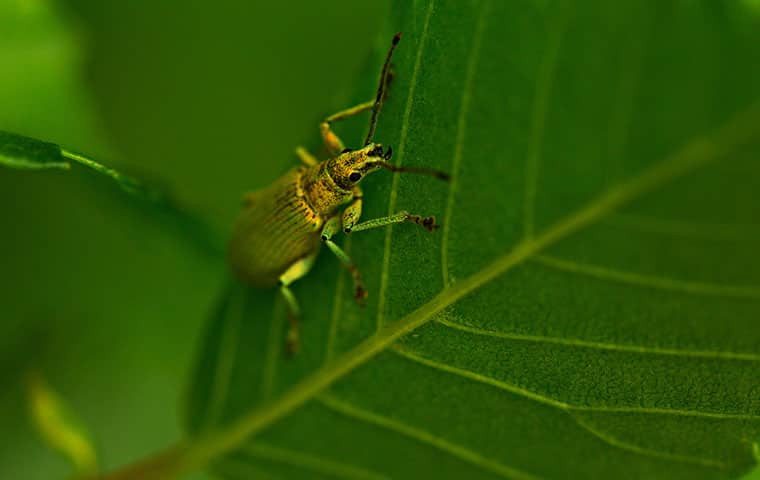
[300,162,353,216]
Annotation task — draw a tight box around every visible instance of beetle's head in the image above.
[326,143,393,190]
[327,143,449,191]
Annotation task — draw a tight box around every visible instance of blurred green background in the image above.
[0,0,387,478]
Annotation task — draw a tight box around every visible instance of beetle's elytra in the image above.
[229,33,449,354]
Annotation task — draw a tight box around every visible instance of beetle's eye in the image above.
[348,172,362,183]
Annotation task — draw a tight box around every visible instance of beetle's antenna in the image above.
[375,160,450,181]
[364,32,402,146]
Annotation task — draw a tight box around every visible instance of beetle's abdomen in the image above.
[229,170,323,287]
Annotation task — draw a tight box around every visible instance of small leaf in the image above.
[26,371,99,477]
[0,130,223,254]
[1,129,153,196]
[0,130,69,170]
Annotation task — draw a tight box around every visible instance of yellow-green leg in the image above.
[295,146,318,166]
[320,100,374,155]
[341,186,363,232]
[346,210,439,234]
[321,216,367,304]
[278,254,317,354]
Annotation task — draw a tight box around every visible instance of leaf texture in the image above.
[185,1,760,478]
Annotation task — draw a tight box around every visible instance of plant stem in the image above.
[99,443,189,480]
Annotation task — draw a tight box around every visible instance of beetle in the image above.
[229,33,448,353]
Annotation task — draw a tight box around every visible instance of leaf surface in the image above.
[185,1,760,478]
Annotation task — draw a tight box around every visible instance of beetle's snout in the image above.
[368,145,384,157]
[368,144,393,160]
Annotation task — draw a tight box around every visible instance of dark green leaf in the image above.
[1,129,150,195]
[0,130,69,170]
[184,1,760,479]
[0,130,222,254]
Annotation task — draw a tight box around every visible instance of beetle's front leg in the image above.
[341,187,363,233]
[320,100,374,155]
[321,216,367,304]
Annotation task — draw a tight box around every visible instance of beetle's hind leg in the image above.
[278,254,317,355]
[278,285,301,355]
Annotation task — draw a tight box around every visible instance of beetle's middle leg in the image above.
[346,211,439,234]
[278,253,317,355]
[321,215,367,304]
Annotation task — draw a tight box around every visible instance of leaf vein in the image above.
[391,346,760,420]
[376,0,436,330]
[202,288,245,430]
[523,0,572,239]
[436,317,760,361]
[240,442,390,480]
[570,415,730,469]
[534,254,760,299]
[317,393,540,480]
[214,458,282,480]
[396,343,734,468]
[441,0,490,287]
[605,3,649,184]
[326,237,351,364]
[260,299,285,402]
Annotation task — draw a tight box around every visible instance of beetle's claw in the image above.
[422,216,439,232]
[355,285,368,306]
[406,214,439,232]
[286,336,300,356]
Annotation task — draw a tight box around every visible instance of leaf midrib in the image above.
[171,104,760,475]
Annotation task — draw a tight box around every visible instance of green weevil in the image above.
[229,33,449,353]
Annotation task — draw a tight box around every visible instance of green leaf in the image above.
[180,1,760,479]
[0,129,223,254]
[0,130,69,170]
[1,129,147,194]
